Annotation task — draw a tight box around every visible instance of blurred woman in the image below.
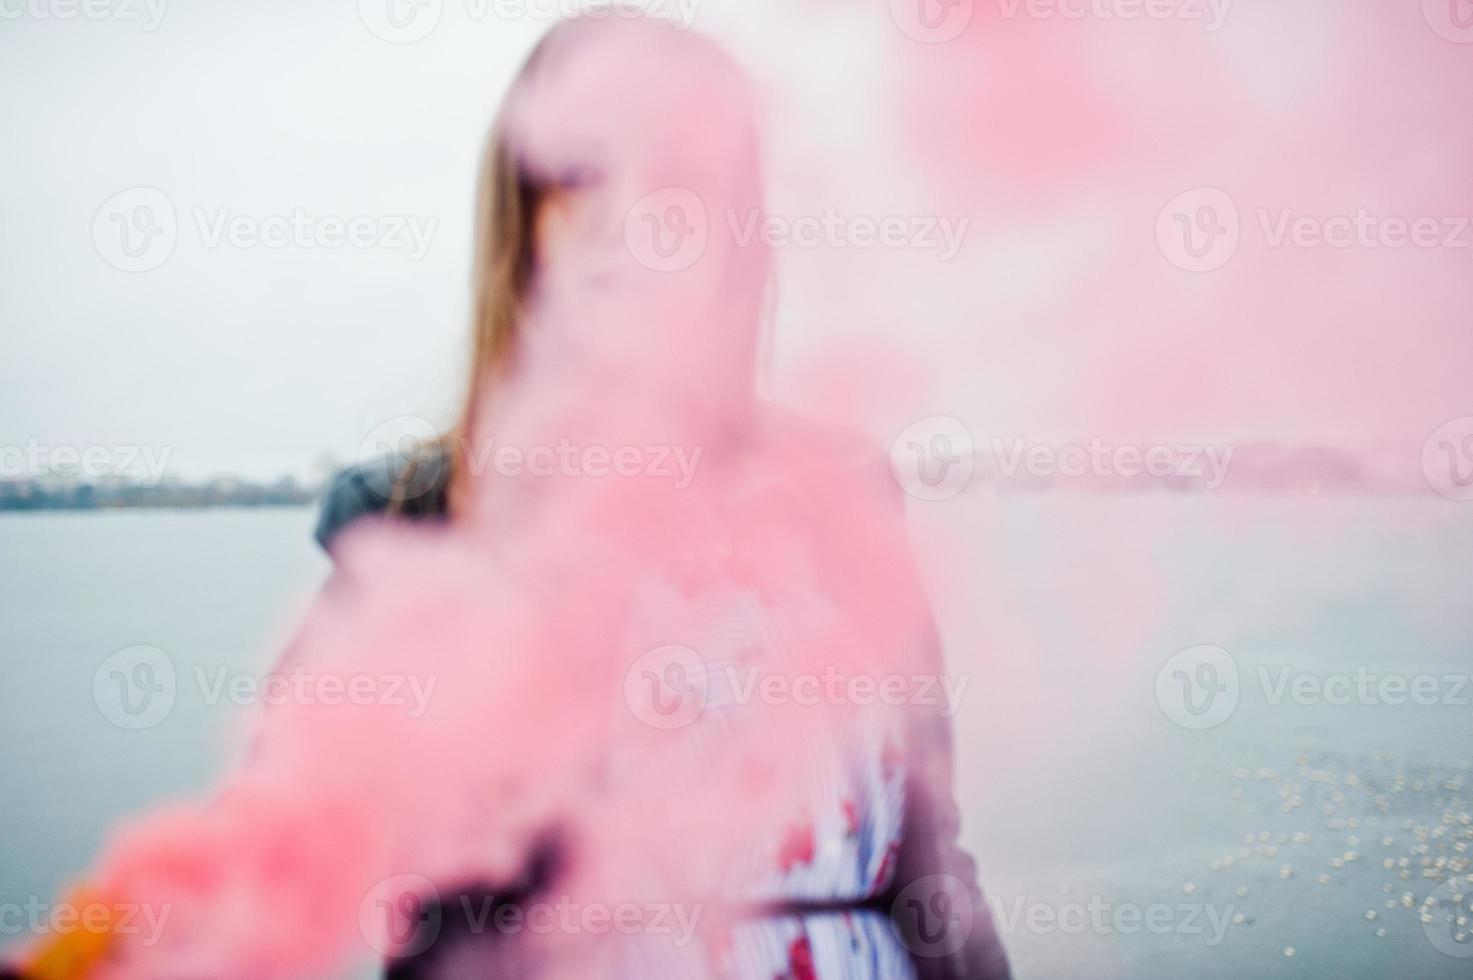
[6,13,1008,980]
[318,14,1010,980]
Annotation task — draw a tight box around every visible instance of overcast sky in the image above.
[9,1,1468,487]
[1,0,896,482]
[0,3,543,479]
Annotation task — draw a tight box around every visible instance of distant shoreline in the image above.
[0,501,318,515]
[0,478,322,513]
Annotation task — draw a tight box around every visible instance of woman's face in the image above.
[514,21,756,302]
[509,18,767,418]
[532,183,602,286]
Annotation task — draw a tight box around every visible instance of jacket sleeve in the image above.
[315,450,452,555]
[313,465,388,554]
[890,619,1012,979]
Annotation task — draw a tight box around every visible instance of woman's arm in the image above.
[891,633,1012,979]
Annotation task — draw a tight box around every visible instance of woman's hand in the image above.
[6,887,116,980]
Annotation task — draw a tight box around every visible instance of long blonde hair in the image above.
[430,33,559,517]
[420,16,769,517]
